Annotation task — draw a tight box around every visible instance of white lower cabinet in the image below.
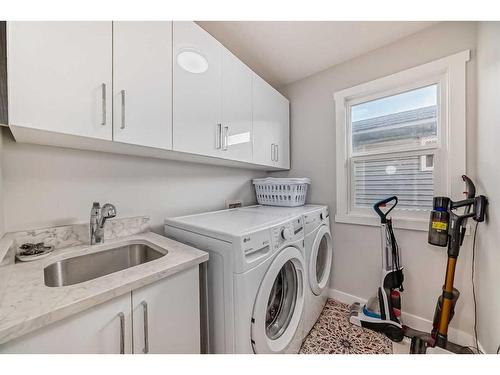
[0,267,200,354]
[132,267,200,354]
[0,293,133,354]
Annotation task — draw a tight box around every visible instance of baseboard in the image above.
[328,288,477,350]
[478,341,486,354]
[329,289,365,306]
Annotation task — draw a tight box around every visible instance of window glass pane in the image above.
[353,155,434,210]
[351,85,438,153]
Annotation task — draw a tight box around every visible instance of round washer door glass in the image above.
[251,246,305,354]
[309,226,333,296]
[266,260,297,340]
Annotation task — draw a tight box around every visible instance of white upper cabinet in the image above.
[113,22,173,150]
[252,74,290,168]
[276,96,290,169]
[6,21,290,170]
[221,49,253,163]
[173,21,222,157]
[7,22,113,140]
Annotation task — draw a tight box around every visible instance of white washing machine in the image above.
[164,208,306,354]
[239,205,333,338]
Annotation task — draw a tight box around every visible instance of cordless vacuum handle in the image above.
[462,175,476,199]
[373,196,398,224]
[458,175,476,246]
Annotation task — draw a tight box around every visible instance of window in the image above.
[334,51,470,230]
[351,84,438,211]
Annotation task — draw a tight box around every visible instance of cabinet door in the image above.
[0,293,132,354]
[275,95,290,169]
[7,22,112,140]
[252,74,281,167]
[132,267,200,354]
[113,22,172,150]
[173,21,222,157]
[221,48,253,162]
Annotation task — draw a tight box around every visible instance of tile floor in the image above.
[300,299,393,354]
[300,299,454,354]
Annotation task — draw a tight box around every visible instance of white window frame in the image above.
[334,50,470,231]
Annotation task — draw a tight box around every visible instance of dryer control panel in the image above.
[272,216,304,250]
[304,207,330,235]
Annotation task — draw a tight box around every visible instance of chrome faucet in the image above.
[90,202,117,245]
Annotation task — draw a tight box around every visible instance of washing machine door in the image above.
[309,225,333,296]
[251,246,305,354]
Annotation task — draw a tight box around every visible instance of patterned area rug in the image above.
[300,299,393,354]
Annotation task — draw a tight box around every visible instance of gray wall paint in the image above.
[1,128,263,233]
[475,22,500,354]
[275,22,478,339]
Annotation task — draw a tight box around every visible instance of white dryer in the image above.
[302,206,332,337]
[164,208,306,354]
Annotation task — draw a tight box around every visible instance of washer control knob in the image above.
[281,227,293,241]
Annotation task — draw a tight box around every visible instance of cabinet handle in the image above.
[271,144,275,161]
[120,89,126,129]
[118,312,125,354]
[222,126,229,151]
[216,124,222,149]
[141,301,149,354]
[101,83,107,126]
[276,144,279,162]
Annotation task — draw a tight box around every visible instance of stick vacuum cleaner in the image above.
[349,196,405,342]
[408,175,487,353]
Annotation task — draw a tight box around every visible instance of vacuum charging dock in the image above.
[349,302,403,341]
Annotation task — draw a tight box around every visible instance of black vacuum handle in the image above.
[373,196,398,223]
[459,175,476,245]
[462,175,476,199]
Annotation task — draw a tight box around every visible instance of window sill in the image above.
[335,213,429,232]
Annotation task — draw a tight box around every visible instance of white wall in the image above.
[275,22,478,340]
[475,22,500,354]
[1,128,263,233]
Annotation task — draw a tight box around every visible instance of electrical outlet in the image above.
[225,200,243,209]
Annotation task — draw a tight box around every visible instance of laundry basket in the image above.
[253,177,311,207]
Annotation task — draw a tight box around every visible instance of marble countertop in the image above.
[0,231,208,345]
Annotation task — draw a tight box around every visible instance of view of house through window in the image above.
[350,84,438,210]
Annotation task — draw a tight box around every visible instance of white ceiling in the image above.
[197,21,438,88]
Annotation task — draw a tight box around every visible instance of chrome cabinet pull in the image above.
[120,90,126,129]
[118,312,125,354]
[276,144,279,162]
[216,124,222,149]
[141,301,149,354]
[101,83,107,126]
[222,126,229,151]
[271,144,275,161]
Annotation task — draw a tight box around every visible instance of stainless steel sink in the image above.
[44,242,166,287]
